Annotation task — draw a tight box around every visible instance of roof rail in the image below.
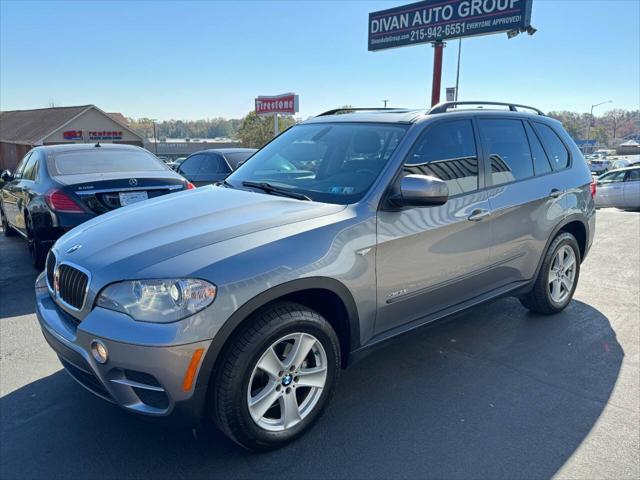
[317,107,406,117]
[428,101,545,116]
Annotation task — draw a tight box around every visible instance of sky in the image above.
[1,0,639,120]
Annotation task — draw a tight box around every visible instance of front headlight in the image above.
[96,279,216,323]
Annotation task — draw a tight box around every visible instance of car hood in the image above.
[54,185,345,273]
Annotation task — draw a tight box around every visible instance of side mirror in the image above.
[391,175,449,207]
[391,174,449,208]
[0,170,13,182]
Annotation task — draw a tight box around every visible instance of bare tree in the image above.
[604,109,627,140]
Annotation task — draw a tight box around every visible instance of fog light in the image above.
[91,340,108,364]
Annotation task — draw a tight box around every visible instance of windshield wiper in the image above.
[242,181,311,201]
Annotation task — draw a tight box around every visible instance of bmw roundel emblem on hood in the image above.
[129,178,138,186]
[66,244,82,254]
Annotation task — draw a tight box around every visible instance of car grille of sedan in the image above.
[57,264,89,310]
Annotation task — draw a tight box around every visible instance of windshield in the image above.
[52,149,167,175]
[226,123,408,204]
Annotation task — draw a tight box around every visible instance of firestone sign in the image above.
[62,130,124,141]
[368,0,533,51]
[255,93,299,116]
[88,130,123,140]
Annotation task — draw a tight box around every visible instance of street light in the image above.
[586,100,612,149]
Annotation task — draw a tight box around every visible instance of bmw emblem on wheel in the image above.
[129,178,138,186]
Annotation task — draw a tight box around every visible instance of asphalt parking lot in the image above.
[1,209,638,479]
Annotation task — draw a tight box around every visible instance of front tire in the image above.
[211,302,340,450]
[520,232,581,315]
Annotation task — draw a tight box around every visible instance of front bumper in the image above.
[35,273,211,427]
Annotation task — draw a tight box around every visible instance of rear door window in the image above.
[534,123,570,170]
[201,154,227,174]
[179,155,206,175]
[22,152,39,181]
[524,122,553,175]
[13,152,32,179]
[626,169,640,182]
[478,119,534,186]
[404,119,479,196]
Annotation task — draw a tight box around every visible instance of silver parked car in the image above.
[36,101,595,450]
[595,166,640,209]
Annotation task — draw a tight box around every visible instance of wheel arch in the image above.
[196,277,360,392]
[532,214,589,281]
[558,219,587,260]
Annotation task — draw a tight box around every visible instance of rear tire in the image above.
[1,208,16,237]
[211,302,340,451]
[520,232,581,315]
[26,216,47,270]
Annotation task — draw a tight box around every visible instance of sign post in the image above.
[368,0,534,106]
[255,93,299,137]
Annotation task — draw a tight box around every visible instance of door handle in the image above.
[468,208,491,221]
[549,188,563,198]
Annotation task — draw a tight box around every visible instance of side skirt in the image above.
[347,279,532,367]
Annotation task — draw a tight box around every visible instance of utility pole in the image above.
[150,119,158,155]
[587,100,612,150]
[454,39,462,101]
[382,100,389,108]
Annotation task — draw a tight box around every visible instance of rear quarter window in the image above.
[534,123,571,170]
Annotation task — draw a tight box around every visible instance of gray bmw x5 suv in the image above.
[36,101,595,450]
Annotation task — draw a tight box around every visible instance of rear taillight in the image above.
[45,189,84,213]
[590,178,597,198]
[186,182,196,190]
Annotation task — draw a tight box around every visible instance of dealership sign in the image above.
[255,93,299,116]
[368,0,533,51]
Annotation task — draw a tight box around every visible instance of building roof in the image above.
[106,112,129,125]
[0,105,91,145]
[0,104,140,145]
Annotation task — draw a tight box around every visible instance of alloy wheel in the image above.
[548,245,576,304]
[247,332,327,432]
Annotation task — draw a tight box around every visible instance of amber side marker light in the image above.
[182,348,205,392]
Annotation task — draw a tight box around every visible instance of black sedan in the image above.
[0,143,194,269]
[176,148,256,186]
